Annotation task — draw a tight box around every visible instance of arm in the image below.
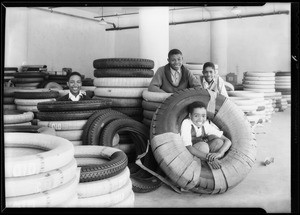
[148,69,166,92]
[186,145,208,161]
[207,134,232,161]
[188,70,202,88]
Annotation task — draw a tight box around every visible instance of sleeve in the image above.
[204,122,223,138]
[148,68,165,92]
[218,77,228,97]
[188,70,202,88]
[180,119,193,146]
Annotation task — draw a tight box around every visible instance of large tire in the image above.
[4,97,15,104]
[13,72,48,78]
[243,80,275,85]
[111,107,143,117]
[244,72,275,77]
[4,110,34,124]
[36,110,97,121]
[37,120,87,131]
[37,99,113,112]
[275,71,291,76]
[93,77,152,87]
[94,87,147,98]
[14,98,56,106]
[55,130,83,141]
[14,90,59,99]
[142,89,173,102]
[4,125,56,135]
[243,84,275,89]
[93,96,142,108]
[150,88,257,194]
[142,100,161,111]
[93,58,154,69]
[74,145,128,182]
[94,68,154,78]
[243,88,275,93]
[11,77,44,84]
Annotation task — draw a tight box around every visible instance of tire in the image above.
[142,89,173,102]
[111,107,143,116]
[37,99,113,112]
[5,132,74,177]
[37,120,87,131]
[142,118,152,127]
[243,80,276,85]
[4,122,32,127]
[14,98,56,106]
[150,88,256,194]
[4,125,56,135]
[243,84,275,89]
[244,76,275,81]
[243,88,275,93]
[4,110,34,124]
[93,77,152,87]
[143,110,155,120]
[184,63,203,70]
[228,91,265,98]
[74,145,128,182]
[142,100,161,111]
[130,168,162,193]
[14,90,59,99]
[275,71,291,76]
[93,96,142,108]
[13,72,48,78]
[94,68,154,78]
[3,104,17,110]
[43,81,64,90]
[224,81,234,91]
[36,110,97,121]
[111,190,134,207]
[93,58,154,69]
[16,105,39,112]
[4,97,15,104]
[245,72,275,77]
[55,130,83,141]
[11,77,45,84]
[94,87,147,98]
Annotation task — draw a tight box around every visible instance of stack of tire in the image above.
[74,145,134,207]
[4,87,18,110]
[275,71,291,108]
[4,132,79,207]
[184,62,219,82]
[14,89,59,119]
[39,71,69,90]
[141,90,173,127]
[243,71,276,94]
[4,110,34,127]
[92,58,155,122]
[21,65,47,72]
[36,100,113,146]
[4,67,18,87]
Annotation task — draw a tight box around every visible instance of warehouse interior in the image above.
[2,2,297,213]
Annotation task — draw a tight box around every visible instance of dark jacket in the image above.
[56,93,91,101]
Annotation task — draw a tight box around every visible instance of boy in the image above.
[200,62,228,97]
[180,101,232,169]
[148,49,201,93]
[56,71,91,101]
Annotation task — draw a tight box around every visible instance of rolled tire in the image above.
[55,130,83,141]
[93,77,152,87]
[11,77,44,84]
[150,88,257,194]
[184,63,203,70]
[4,110,34,124]
[4,122,32,127]
[93,58,154,69]
[4,125,56,136]
[93,96,142,108]
[37,99,113,112]
[43,82,64,90]
[228,91,264,98]
[94,68,154,78]
[14,90,59,99]
[14,98,56,106]
[142,100,161,111]
[94,87,147,98]
[224,81,234,91]
[244,76,275,81]
[36,110,97,121]
[142,89,172,102]
[37,120,87,131]
[13,72,48,78]
[16,105,38,112]
[245,72,275,77]
[5,132,74,177]
[243,84,275,89]
[74,145,128,182]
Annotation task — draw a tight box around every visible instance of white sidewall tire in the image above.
[244,76,275,81]
[243,80,275,85]
[142,89,172,102]
[5,132,74,177]
[111,191,135,207]
[228,91,264,98]
[16,105,38,112]
[81,86,96,91]
[245,72,275,77]
[4,111,34,124]
[55,130,83,141]
[243,84,275,89]
[184,63,203,70]
[94,87,147,98]
[243,88,275,93]
[14,98,56,106]
[38,120,87,131]
[94,77,152,88]
[4,104,17,110]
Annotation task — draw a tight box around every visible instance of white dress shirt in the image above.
[68,90,86,101]
[170,67,182,86]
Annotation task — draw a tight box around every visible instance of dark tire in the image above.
[5,67,18,71]
[83,110,129,145]
[47,75,68,81]
[93,96,142,108]
[4,125,51,133]
[275,72,291,76]
[93,58,154,69]
[13,72,48,78]
[36,110,96,121]
[130,168,162,193]
[14,90,59,99]
[94,68,154,78]
[142,100,161,111]
[111,107,143,117]
[143,110,155,120]
[11,78,45,84]
[3,97,15,104]
[37,99,113,112]
[142,118,152,127]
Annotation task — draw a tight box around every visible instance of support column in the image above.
[139,7,169,72]
[209,10,228,77]
[5,7,28,68]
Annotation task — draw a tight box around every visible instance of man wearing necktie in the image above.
[148,49,201,93]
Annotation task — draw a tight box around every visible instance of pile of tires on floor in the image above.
[275,71,290,111]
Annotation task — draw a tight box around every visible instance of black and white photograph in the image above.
[1,2,298,213]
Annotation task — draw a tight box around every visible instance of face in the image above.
[168,54,183,71]
[189,107,207,127]
[67,75,82,96]
[203,66,216,83]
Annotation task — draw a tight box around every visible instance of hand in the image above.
[206,152,224,162]
[208,159,222,169]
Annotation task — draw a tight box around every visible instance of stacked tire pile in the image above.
[36,100,112,146]
[4,67,18,87]
[74,145,134,207]
[141,90,172,127]
[4,110,34,127]
[92,58,155,122]
[81,109,162,193]
[243,71,276,94]
[275,71,291,109]
[4,87,18,110]
[14,89,59,118]
[4,132,79,207]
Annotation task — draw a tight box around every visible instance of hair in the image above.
[67,71,83,81]
[188,101,207,114]
[168,49,183,58]
[203,62,215,71]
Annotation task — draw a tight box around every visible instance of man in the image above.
[148,49,201,93]
[56,71,91,101]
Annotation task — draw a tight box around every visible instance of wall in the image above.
[114,28,139,58]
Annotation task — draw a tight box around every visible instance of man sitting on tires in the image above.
[200,62,228,97]
[56,71,91,101]
[180,101,232,169]
[148,49,201,93]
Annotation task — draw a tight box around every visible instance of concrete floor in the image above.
[134,108,291,213]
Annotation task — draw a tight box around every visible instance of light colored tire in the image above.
[16,105,38,112]
[77,167,130,198]
[5,159,77,197]
[93,97,142,108]
[81,86,96,91]
[243,80,275,85]
[189,70,203,76]
[44,82,64,90]
[243,88,275,93]
[70,141,83,146]
[229,98,256,106]
[243,84,275,89]
[275,76,290,81]
[76,179,132,207]
[15,82,40,87]
[94,87,147,98]
[228,91,264,98]
[142,89,172,102]
[14,98,56,106]
[245,72,275,77]
[244,76,275,81]
[275,84,291,89]
[111,190,135,207]
[237,105,258,112]
[55,130,83,141]
[275,79,290,84]
[4,104,17,110]
[4,111,34,124]
[5,132,74,177]
[224,81,234,91]
[183,63,203,70]
[5,174,78,207]
[94,77,152,88]
[4,122,32,126]
[37,120,87,131]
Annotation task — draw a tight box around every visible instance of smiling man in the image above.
[200,62,228,97]
[148,49,201,93]
[56,71,91,101]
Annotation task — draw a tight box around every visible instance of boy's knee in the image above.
[193,142,209,153]
[209,138,223,152]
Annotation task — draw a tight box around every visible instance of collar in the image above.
[68,90,86,101]
[170,67,181,75]
[190,118,207,130]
